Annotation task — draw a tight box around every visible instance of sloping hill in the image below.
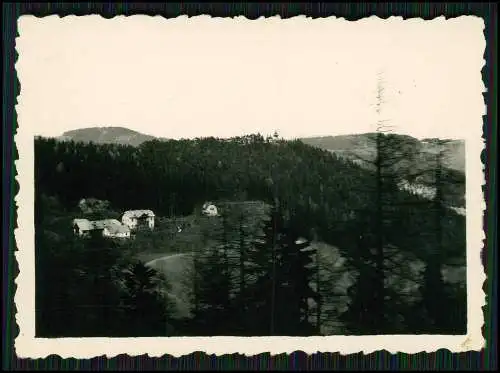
[56,126,465,175]
[59,126,157,147]
[300,133,465,173]
[300,133,466,208]
[55,128,465,207]
[146,253,194,319]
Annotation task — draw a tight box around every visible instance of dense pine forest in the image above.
[35,132,467,337]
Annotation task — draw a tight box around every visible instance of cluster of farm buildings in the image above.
[72,201,219,239]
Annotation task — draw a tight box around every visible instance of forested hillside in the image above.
[57,127,466,208]
[35,133,467,336]
[301,134,466,208]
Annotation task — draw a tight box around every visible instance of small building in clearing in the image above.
[122,210,155,230]
[73,218,94,237]
[100,219,131,238]
[72,218,131,239]
[202,202,218,217]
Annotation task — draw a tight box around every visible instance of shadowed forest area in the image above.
[35,130,466,337]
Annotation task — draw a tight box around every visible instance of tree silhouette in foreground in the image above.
[418,140,467,333]
[339,72,414,334]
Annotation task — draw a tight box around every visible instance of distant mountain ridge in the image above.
[56,126,465,174]
[58,127,157,147]
[300,134,465,173]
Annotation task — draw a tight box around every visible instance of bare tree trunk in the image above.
[222,213,230,303]
[316,251,322,334]
[239,212,246,296]
[374,76,387,330]
[424,142,448,329]
[434,145,446,260]
[270,198,278,336]
[270,232,277,335]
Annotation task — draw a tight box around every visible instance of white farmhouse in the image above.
[202,202,218,217]
[73,218,131,239]
[100,219,131,238]
[122,210,155,230]
[72,218,93,237]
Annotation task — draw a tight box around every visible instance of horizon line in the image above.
[35,125,466,142]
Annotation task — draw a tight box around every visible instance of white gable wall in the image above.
[122,215,138,229]
[203,204,218,217]
[122,215,154,230]
[147,216,154,229]
[103,227,130,238]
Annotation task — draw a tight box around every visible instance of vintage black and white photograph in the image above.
[15,15,485,357]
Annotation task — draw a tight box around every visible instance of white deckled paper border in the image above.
[13,14,487,358]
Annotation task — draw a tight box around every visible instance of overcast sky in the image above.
[16,15,485,140]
